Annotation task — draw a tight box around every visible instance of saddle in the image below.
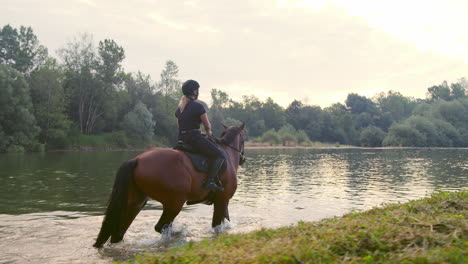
[173,140,227,206]
[174,141,209,172]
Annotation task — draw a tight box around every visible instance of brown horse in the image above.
[93,124,245,248]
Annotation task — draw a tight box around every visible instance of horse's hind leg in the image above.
[117,181,147,242]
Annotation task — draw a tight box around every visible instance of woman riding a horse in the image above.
[175,80,225,192]
[93,81,245,248]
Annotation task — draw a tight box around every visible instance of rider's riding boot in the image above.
[204,158,225,192]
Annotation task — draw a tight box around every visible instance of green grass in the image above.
[123,190,467,264]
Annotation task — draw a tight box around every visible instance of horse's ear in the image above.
[239,121,245,131]
[222,124,228,130]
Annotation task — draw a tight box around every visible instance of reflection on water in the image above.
[238,148,466,213]
[0,148,467,263]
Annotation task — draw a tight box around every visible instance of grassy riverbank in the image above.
[50,132,344,151]
[124,190,467,264]
[47,133,170,152]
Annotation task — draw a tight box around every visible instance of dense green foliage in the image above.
[0,64,42,152]
[122,102,155,142]
[0,24,47,74]
[1,24,467,151]
[29,58,71,149]
[360,126,386,147]
[125,190,467,264]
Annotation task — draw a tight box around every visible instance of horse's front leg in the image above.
[224,204,230,222]
[155,199,185,233]
[212,194,229,228]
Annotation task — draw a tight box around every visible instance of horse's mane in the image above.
[219,127,242,145]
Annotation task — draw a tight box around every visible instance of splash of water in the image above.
[159,223,190,245]
[211,220,234,233]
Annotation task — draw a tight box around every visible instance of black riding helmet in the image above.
[182,80,200,96]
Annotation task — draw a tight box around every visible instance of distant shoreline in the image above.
[244,146,468,150]
[39,145,468,153]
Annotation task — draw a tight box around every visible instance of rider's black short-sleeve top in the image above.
[175,99,206,131]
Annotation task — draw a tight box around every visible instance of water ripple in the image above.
[0,148,466,263]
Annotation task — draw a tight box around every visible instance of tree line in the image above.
[1,24,467,152]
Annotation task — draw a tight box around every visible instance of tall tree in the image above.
[124,71,155,107]
[59,34,125,134]
[450,82,466,99]
[211,89,231,108]
[96,39,125,85]
[241,95,262,128]
[0,65,42,152]
[427,81,451,101]
[325,103,358,144]
[94,39,126,132]
[261,97,285,131]
[151,61,182,143]
[59,33,96,133]
[29,58,70,149]
[157,60,181,112]
[285,100,304,130]
[345,93,379,115]
[0,24,47,74]
[301,106,323,141]
[375,90,414,123]
[210,89,231,136]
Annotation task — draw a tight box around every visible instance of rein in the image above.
[210,133,246,165]
[225,142,243,153]
[209,135,242,152]
[224,141,246,165]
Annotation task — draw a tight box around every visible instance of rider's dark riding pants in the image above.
[178,131,225,161]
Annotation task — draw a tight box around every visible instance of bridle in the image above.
[211,130,246,165]
[229,132,246,165]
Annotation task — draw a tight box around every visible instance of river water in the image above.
[0,148,467,263]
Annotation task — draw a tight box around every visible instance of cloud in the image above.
[184,0,200,8]
[147,13,189,31]
[76,0,96,7]
[282,0,468,62]
[2,0,468,108]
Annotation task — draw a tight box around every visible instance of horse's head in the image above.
[219,122,246,165]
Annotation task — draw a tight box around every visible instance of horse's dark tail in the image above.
[93,159,138,248]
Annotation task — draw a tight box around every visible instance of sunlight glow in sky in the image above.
[289,0,468,62]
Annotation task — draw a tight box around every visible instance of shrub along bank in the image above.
[124,190,467,264]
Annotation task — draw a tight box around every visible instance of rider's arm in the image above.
[200,113,212,136]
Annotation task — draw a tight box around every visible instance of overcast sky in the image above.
[2,0,468,107]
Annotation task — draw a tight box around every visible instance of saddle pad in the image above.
[185,152,210,173]
[173,142,227,174]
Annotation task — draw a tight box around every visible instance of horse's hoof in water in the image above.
[155,223,171,233]
[110,235,123,244]
[154,225,162,233]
